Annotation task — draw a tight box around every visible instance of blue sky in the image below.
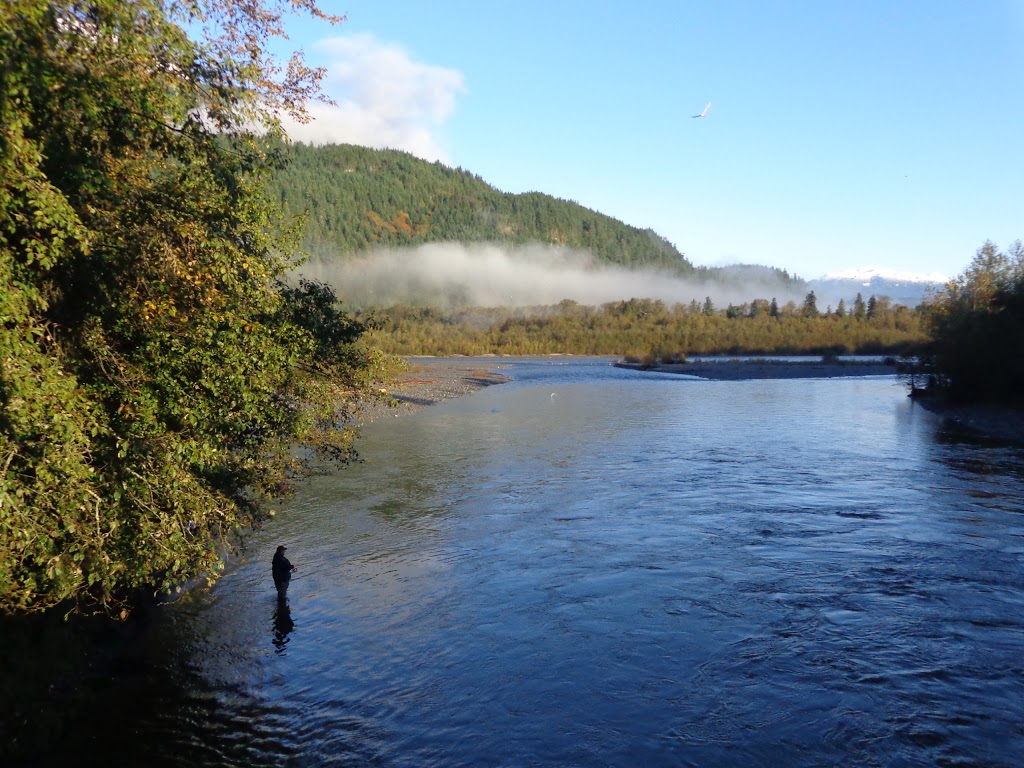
[273,1,1023,281]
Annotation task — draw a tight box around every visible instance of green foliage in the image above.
[264,142,697,273]
[367,297,926,358]
[0,1,381,615]
[921,240,1024,402]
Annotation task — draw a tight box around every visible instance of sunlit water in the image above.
[20,359,1024,766]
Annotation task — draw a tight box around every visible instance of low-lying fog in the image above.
[295,243,812,310]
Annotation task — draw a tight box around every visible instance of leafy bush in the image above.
[0,0,382,615]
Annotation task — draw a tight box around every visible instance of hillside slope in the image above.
[267,143,693,273]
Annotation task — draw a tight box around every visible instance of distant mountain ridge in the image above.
[809,268,946,308]
[820,266,949,284]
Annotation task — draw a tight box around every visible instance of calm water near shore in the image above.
[10,358,1024,766]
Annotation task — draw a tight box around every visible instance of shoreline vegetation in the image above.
[364,357,1024,445]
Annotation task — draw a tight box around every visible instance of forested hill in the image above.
[266,142,694,273]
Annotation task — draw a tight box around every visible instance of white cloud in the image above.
[281,34,465,162]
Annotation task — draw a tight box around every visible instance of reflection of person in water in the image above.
[272,596,294,652]
[272,545,296,597]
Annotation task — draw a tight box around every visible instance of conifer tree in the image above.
[802,291,820,318]
[853,293,867,320]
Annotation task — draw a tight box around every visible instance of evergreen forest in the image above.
[267,142,800,286]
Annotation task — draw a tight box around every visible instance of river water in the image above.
[13,358,1024,766]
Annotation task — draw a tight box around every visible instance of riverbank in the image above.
[616,358,1023,442]
[358,357,1023,445]
[614,358,899,380]
[359,359,511,422]
[909,394,1024,445]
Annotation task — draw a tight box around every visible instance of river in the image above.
[8,358,1024,767]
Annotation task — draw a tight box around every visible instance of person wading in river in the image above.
[272,545,296,597]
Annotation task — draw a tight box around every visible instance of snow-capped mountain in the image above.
[808,266,948,308]
[820,266,949,285]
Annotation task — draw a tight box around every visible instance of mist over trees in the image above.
[0,1,387,615]
[265,144,924,358]
[265,142,805,302]
[270,144,936,315]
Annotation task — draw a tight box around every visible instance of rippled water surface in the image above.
[20,359,1024,766]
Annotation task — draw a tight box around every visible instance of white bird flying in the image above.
[692,101,711,118]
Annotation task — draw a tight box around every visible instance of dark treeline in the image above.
[367,296,925,358]
[918,240,1024,403]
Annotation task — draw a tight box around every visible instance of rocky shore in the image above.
[358,359,510,423]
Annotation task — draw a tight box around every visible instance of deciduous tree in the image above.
[922,240,1024,402]
[0,0,384,615]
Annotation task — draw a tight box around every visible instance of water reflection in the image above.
[8,362,1024,767]
[272,596,294,653]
